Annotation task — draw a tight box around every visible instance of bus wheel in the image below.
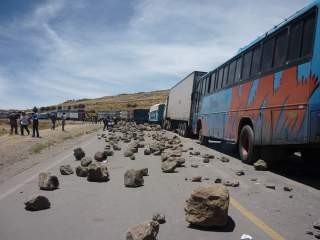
[199,129,208,145]
[239,125,259,164]
[181,123,187,137]
[301,149,320,164]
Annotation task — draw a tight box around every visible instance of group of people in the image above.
[102,116,117,131]
[8,107,40,137]
[8,107,67,137]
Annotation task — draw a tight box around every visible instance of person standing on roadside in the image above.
[50,112,57,130]
[32,107,40,138]
[20,112,30,135]
[102,116,108,131]
[8,112,18,135]
[61,112,67,131]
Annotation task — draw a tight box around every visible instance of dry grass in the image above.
[48,90,169,112]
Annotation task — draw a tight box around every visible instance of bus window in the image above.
[235,57,243,83]
[228,60,236,85]
[251,45,262,76]
[273,29,289,68]
[242,51,252,80]
[261,38,275,72]
[301,13,316,57]
[288,21,303,61]
[222,65,229,87]
[210,72,216,93]
[217,68,224,90]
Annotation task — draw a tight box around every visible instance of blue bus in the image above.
[192,1,320,164]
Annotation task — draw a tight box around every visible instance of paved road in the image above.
[0,129,319,240]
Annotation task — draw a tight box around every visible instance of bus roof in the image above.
[237,0,319,56]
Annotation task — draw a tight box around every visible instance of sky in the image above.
[0,0,312,109]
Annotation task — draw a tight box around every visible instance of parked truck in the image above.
[163,71,206,136]
[148,103,166,125]
[133,109,149,124]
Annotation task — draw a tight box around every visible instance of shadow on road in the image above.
[188,216,235,232]
[203,140,320,190]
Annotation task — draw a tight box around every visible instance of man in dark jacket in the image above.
[8,112,18,135]
[50,112,57,130]
[32,107,40,137]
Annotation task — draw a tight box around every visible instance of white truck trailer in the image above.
[164,71,206,136]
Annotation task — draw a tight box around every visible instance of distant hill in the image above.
[48,90,169,112]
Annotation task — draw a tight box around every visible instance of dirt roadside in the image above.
[0,123,102,184]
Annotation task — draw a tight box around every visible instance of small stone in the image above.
[25,195,50,211]
[220,156,230,163]
[283,186,293,192]
[137,168,148,176]
[223,180,240,187]
[87,164,109,182]
[313,218,320,230]
[250,178,258,182]
[202,154,215,159]
[124,150,134,157]
[161,160,177,173]
[126,221,159,240]
[203,158,210,163]
[214,177,222,183]
[130,155,136,160]
[38,172,59,191]
[152,212,166,224]
[191,164,199,168]
[76,166,88,177]
[254,159,268,171]
[236,170,245,176]
[73,147,85,160]
[94,151,107,162]
[144,148,151,155]
[81,157,93,167]
[306,230,314,235]
[203,177,210,181]
[191,176,202,182]
[104,150,114,157]
[60,165,74,175]
[124,169,144,187]
[265,184,276,190]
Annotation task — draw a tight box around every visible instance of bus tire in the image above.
[239,125,259,164]
[199,129,208,145]
[301,149,320,164]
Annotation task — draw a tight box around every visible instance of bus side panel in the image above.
[199,90,232,139]
[225,65,316,145]
[309,7,320,143]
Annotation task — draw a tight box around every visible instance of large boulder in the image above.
[126,221,159,240]
[152,212,166,224]
[73,148,85,160]
[87,164,109,182]
[60,165,74,175]
[25,195,50,211]
[76,166,88,177]
[161,160,177,173]
[38,172,59,191]
[94,151,107,162]
[254,159,268,171]
[144,148,151,155]
[185,185,229,227]
[124,169,144,187]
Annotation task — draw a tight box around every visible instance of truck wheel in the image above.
[199,129,208,145]
[238,125,259,164]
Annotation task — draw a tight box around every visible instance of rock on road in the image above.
[0,128,319,240]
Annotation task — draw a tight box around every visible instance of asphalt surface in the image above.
[0,129,319,240]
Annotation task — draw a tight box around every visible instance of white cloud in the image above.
[0,0,312,108]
